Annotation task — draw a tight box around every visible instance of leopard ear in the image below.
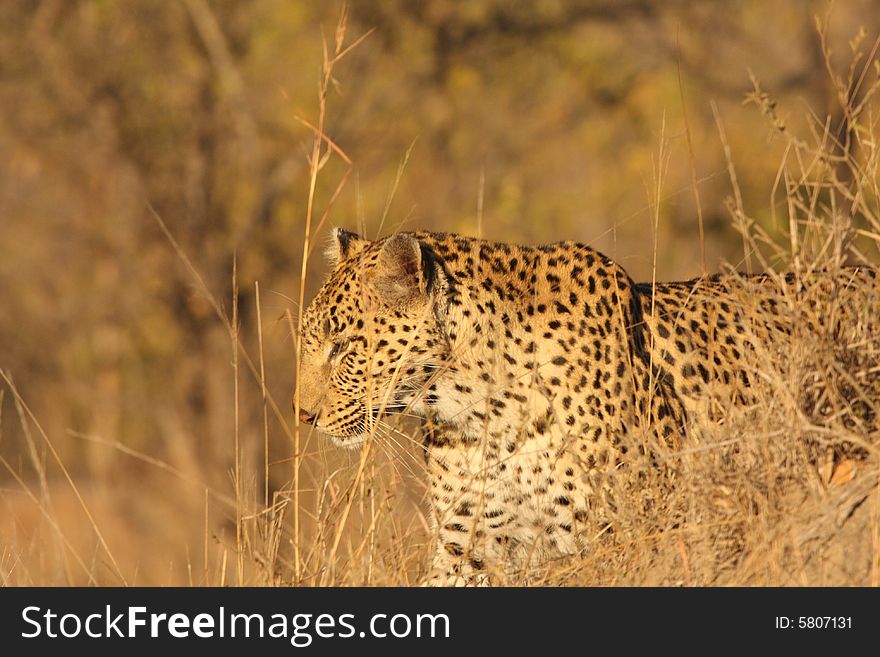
[367,234,439,308]
[326,227,368,266]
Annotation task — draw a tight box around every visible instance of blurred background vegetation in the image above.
[1,0,878,584]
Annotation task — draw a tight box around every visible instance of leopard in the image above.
[296,228,880,585]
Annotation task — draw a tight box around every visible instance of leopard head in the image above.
[296,229,450,447]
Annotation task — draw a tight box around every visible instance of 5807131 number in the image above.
[800,617,851,629]
[775,616,852,629]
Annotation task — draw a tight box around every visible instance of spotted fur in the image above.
[297,229,879,585]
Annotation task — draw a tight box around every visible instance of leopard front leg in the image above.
[424,546,491,587]
[423,442,513,586]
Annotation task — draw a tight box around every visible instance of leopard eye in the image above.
[328,337,352,361]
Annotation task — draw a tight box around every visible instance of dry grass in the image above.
[1,10,879,587]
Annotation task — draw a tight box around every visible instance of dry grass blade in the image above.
[0,370,127,585]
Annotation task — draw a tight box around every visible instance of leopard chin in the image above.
[328,433,367,449]
[316,405,405,449]
[313,427,367,449]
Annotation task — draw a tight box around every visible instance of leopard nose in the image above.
[298,408,317,426]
